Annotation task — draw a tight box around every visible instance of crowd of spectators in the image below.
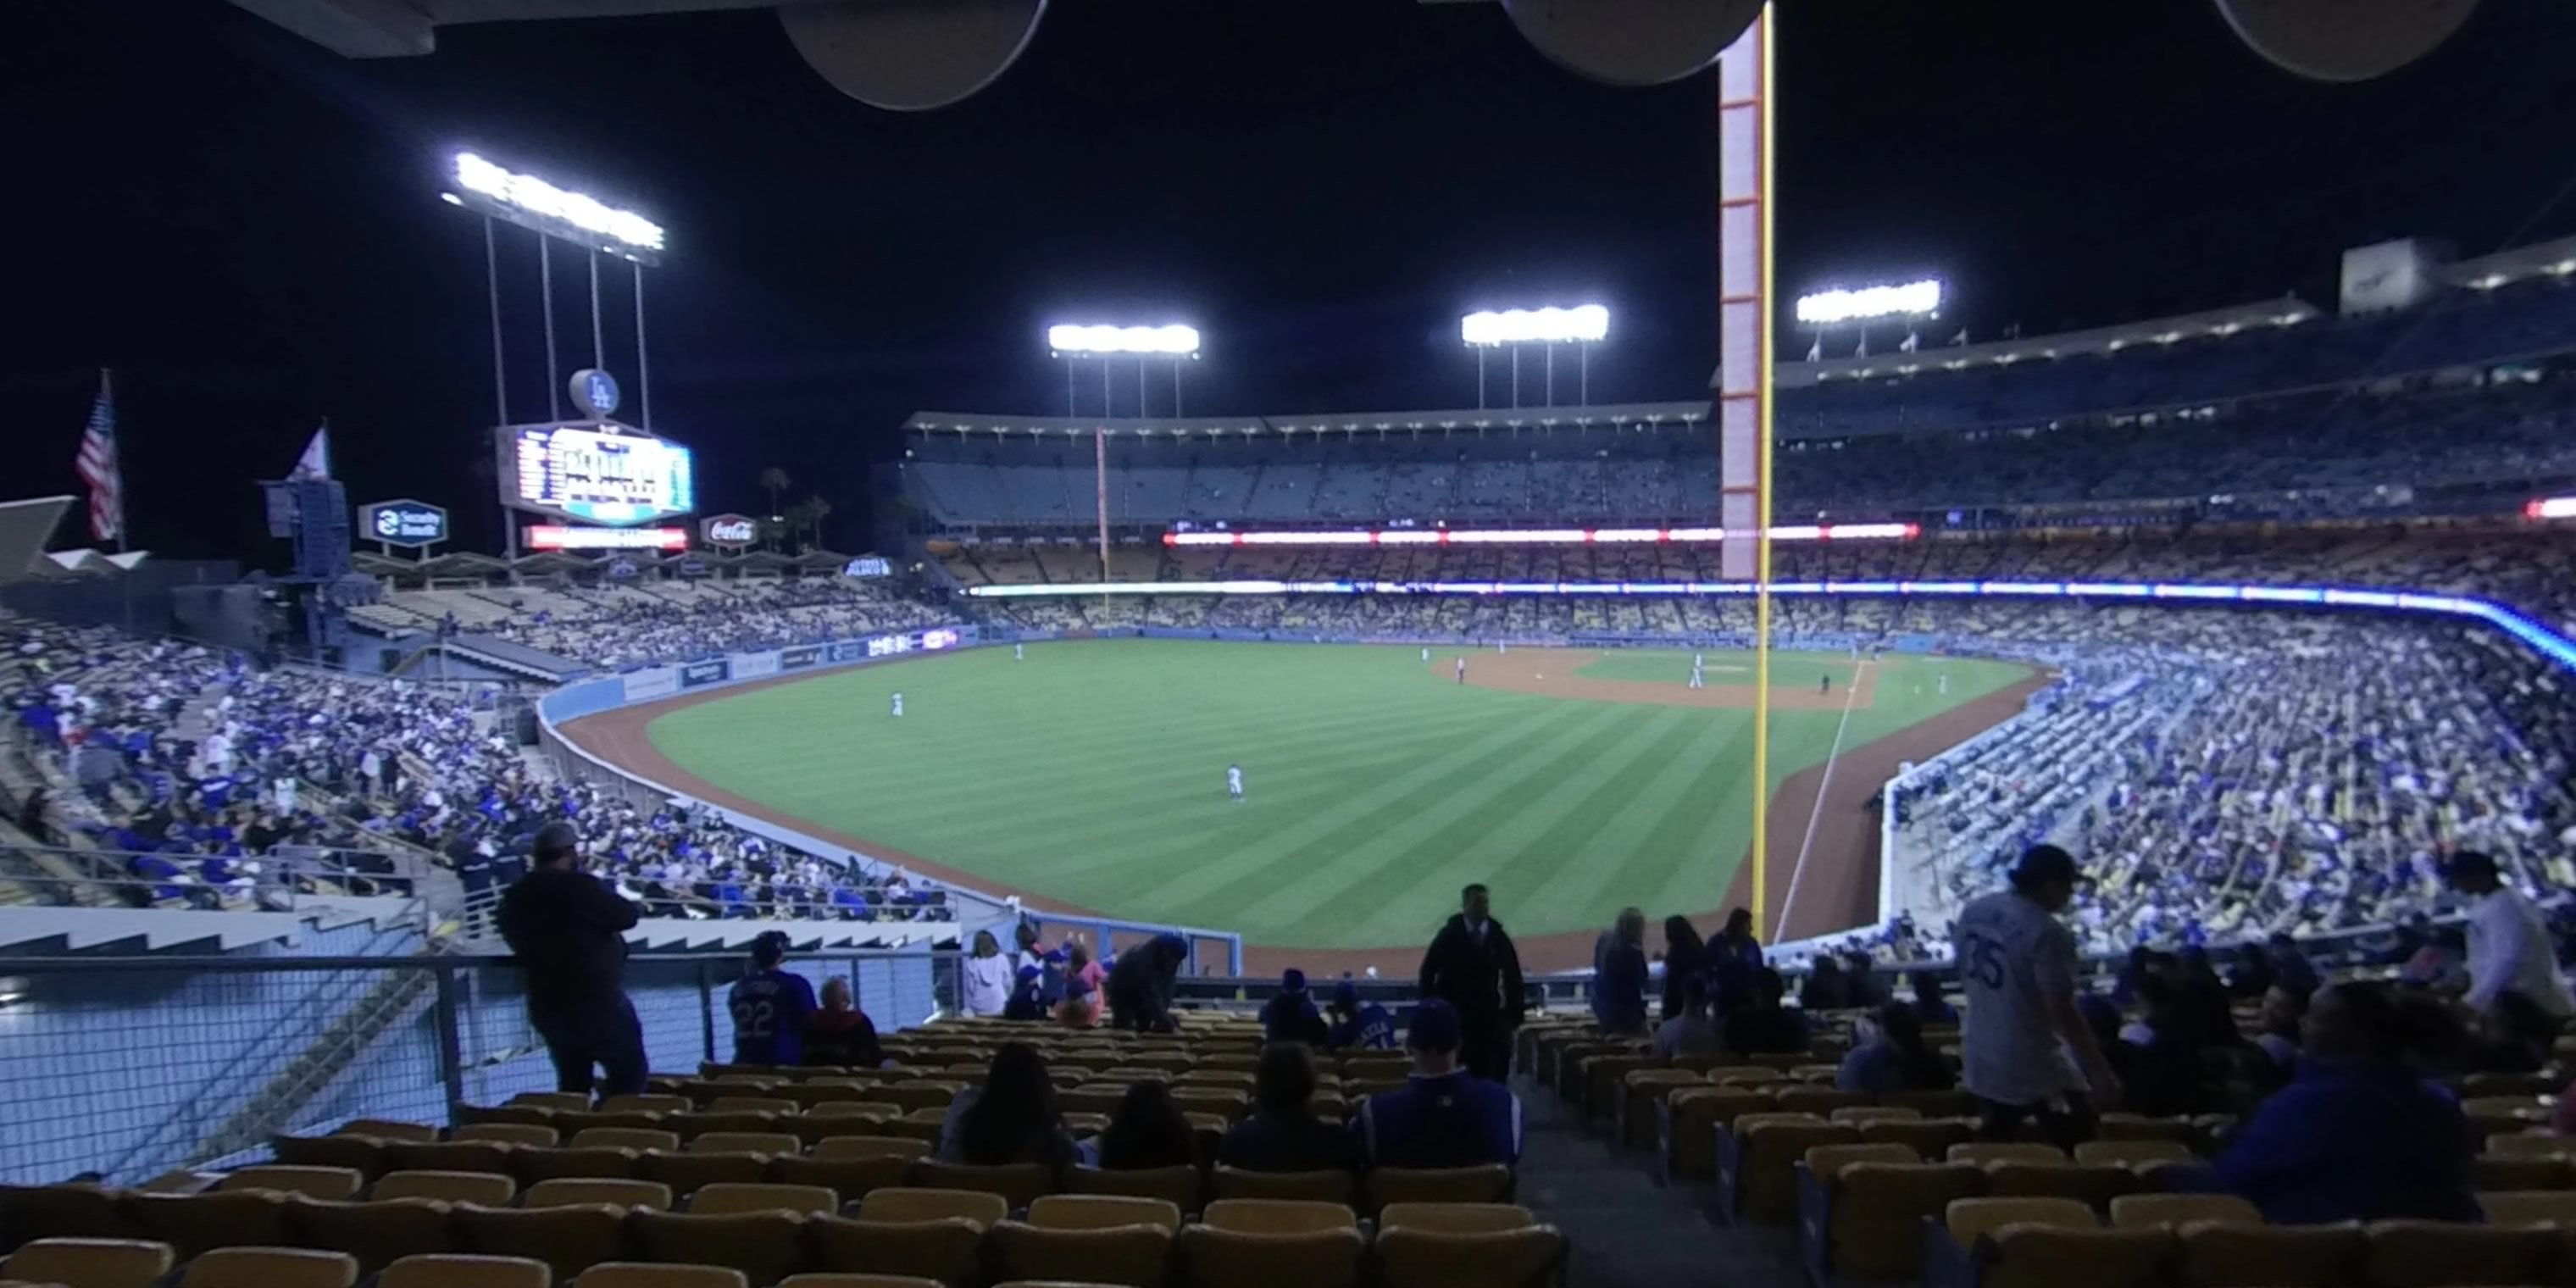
[460,578,962,669]
[2,610,949,925]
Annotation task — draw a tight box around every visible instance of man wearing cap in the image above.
[1260,969,1328,1046]
[1954,844,2120,1146]
[728,930,818,1066]
[2444,850,2575,1023]
[497,819,647,1097]
[1419,883,1526,1080]
[1354,999,1523,1167]
[1327,980,1396,1052]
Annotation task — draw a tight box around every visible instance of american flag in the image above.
[76,369,123,546]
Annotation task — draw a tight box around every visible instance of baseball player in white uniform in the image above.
[1954,844,2120,1147]
[890,691,903,718]
[1015,642,1024,661]
[1421,647,1430,663]
[1226,763,1244,802]
[1689,654,1706,690]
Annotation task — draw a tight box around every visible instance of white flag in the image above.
[1899,330,1920,353]
[1804,336,1823,363]
[291,425,331,481]
[1949,328,1969,346]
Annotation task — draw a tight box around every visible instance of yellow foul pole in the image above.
[1716,7,1778,941]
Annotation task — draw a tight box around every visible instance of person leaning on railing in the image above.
[496,819,647,1100]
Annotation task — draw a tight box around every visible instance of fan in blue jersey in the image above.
[729,930,819,1066]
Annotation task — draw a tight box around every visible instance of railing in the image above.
[0,843,430,920]
[0,947,961,1188]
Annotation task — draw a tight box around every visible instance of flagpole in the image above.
[110,367,126,555]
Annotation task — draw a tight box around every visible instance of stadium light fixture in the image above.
[1047,324,1202,356]
[2527,496,2576,519]
[452,152,665,258]
[1460,305,1611,347]
[1794,279,1943,325]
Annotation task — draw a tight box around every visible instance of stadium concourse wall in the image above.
[532,625,1249,976]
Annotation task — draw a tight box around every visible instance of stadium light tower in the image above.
[1461,304,1610,408]
[1048,323,1202,418]
[441,149,666,560]
[1792,277,1943,361]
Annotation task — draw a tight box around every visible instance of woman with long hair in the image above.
[1056,941,1105,1028]
[1094,1080,1199,1170]
[940,1042,1075,1166]
[1661,915,1706,1024]
[962,929,1013,1019]
[1594,908,1651,1035]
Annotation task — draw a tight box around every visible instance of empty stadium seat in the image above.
[2,1237,174,1288]
[1060,1165,1202,1212]
[2105,1193,2261,1229]
[215,1167,364,1201]
[574,1265,747,1288]
[130,1191,295,1259]
[2172,1219,2363,1288]
[990,1214,1174,1287]
[1177,1220,1365,1288]
[286,1196,458,1274]
[374,1171,517,1206]
[1374,1208,1566,1288]
[452,1124,559,1149]
[452,1198,635,1281]
[2359,1219,2560,1288]
[1209,1168,1354,1206]
[377,1253,553,1288]
[628,1205,811,1285]
[178,1246,360,1288]
[907,1163,1053,1211]
[1797,1154,1984,1281]
[804,1191,1000,1288]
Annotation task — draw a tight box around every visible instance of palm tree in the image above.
[758,467,791,548]
[783,494,835,552]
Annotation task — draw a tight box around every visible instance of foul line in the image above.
[1779,658,1869,938]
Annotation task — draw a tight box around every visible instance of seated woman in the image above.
[937,1043,1078,1167]
[1219,1044,1362,1173]
[2196,982,2478,1224]
[1835,1002,1956,1094]
[803,977,886,1068]
[1092,1080,1200,1170]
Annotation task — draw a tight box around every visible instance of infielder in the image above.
[1226,763,1245,802]
[1015,642,1024,661]
[1455,658,1467,685]
[1689,657,1706,690]
[1420,647,1430,663]
[891,691,904,718]
[1937,672,1950,695]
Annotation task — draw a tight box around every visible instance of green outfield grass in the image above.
[643,640,2029,947]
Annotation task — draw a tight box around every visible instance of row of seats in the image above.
[0,1182,1557,1288]
[1924,1193,2576,1288]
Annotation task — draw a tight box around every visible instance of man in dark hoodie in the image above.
[497,819,645,1098]
[1418,883,1525,1080]
[1108,932,1190,1033]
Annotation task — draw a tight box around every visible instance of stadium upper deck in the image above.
[898,242,2576,530]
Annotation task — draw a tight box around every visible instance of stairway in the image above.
[179,969,435,1168]
[1512,1076,1806,1288]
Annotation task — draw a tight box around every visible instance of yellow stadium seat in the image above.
[377,1253,552,1288]
[2074,1141,2193,1169]
[573,1265,746,1288]
[628,1208,811,1285]
[374,1171,517,1206]
[1176,1224,1364,1288]
[508,1148,644,1185]
[3,1238,174,1288]
[907,1163,1053,1212]
[1059,1166,1202,1213]
[507,1094,591,1113]
[177,1246,359,1288]
[1984,1162,2142,1210]
[1198,1200,1356,1234]
[130,1191,294,1259]
[384,1144,514,1179]
[1720,1118,1855,1225]
[2174,1219,2363,1288]
[571,1129,681,1153]
[639,1149,769,1198]
[0,1185,133,1246]
[989,1219,1174,1288]
[452,1202,634,1281]
[214,1166,364,1201]
[603,1096,691,1116]
[340,1120,441,1144]
[2479,1189,2576,1226]
[1377,1203,1535,1233]
[452,1124,559,1149]
[1619,1070,1706,1152]
[1208,1167,1354,1206]
[1946,1143,2066,1168]
[1362,1166,1513,1215]
[286,1196,458,1274]
[1374,1222,1565,1288]
[1661,1087,1770,1182]
[807,1203,994,1285]
[2360,1219,2561,1288]
[269,1135,389,1180]
[776,1276,944,1288]
[2106,1193,2261,1229]
[1797,1158,1983,1281]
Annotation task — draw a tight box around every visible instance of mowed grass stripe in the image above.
[1496,709,1735,924]
[1208,701,1648,937]
[1137,701,1617,920]
[1588,715,1769,919]
[1313,706,1710,947]
[858,697,1540,866]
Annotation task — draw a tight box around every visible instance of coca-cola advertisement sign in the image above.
[700,513,758,549]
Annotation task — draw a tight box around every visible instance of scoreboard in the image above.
[499,420,696,526]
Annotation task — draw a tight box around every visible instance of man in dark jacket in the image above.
[1417,883,1525,1080]
[1108,932,1190,1033]
[497,820,646,1098]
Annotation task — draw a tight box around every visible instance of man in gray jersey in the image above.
[1954,844,2120,1147]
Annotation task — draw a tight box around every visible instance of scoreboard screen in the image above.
[500,421,696,526]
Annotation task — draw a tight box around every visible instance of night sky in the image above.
[9,0,2576,558]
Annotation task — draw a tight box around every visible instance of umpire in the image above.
[497,820,647,1099]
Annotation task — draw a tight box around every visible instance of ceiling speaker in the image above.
[2214,0,2479,82]
[780,0,1049,112]
[1501,0,1764,88]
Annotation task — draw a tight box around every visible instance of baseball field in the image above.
[575,638,2040,966]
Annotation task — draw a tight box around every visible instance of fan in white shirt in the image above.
[2445,849,2575,1019]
